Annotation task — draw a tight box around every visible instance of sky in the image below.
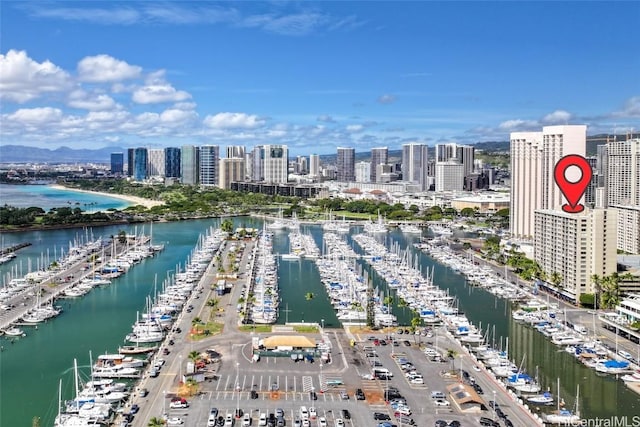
[1,1,639,155]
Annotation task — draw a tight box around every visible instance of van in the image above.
[431,391,446,400]
[299,406,309,420]
[424,347,437,357]
[373,368,392,377]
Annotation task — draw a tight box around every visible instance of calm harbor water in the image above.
[0,185,637,425]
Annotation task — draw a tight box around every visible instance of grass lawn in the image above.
[239,324,272,333]
[293,325,318,333]
[190,322,223,340]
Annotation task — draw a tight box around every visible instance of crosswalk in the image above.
[198,389,363,402]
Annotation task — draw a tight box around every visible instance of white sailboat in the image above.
[545,379,580,425]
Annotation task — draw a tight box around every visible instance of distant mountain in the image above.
[0,145,125,163]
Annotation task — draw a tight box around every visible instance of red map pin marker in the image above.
[554,154,592,213]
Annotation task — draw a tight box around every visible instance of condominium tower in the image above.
[370,147,388,183]
[336,147,355,182]
[402,143,428,190]
[510,125,587,239]
[263,145,288,184]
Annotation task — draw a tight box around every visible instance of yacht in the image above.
[621,370,640,383]
[3,326,26,337]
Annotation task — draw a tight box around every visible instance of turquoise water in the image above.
[0,184,130,211]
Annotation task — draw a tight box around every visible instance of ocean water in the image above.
[0,184,130,211]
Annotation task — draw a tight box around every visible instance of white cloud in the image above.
[0,50,71,103]
[78,54,142,83]
[7,107,63,124]
[612,96,640,118]
[377,94,396,105]
[25,6,141,25]
[541,110,572,124]
[132,82,191,104]
[498,119,537,131]
[67,89,118,111]
[160,108,198,125]
[203,112,265,129]
[346,124,365,133]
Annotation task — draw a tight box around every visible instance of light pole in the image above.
[162,390,166,416]
[492,390,497,421]
[236,362,240,416]
[319,362,323,393]
[321,318,325,332]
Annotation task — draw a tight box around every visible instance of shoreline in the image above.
[49,184,164,209]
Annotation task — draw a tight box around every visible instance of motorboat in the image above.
[3,326,26,337]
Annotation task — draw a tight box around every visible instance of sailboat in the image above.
[545,379,580,425]
[527,390,554,405]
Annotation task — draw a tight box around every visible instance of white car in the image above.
[259,413,267,426]
[410,377,424,384]
[318,417,327,427]
[302,420,310,427]
[334,419,344,427]
[166,418,184,426]
[224,414,234,426]
[309,407,317,419]
[242,413,251,426]
[434,399,451,407]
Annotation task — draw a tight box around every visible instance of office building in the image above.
[355,161,371,183]
[510,125,587,239]
[534,208,617,303]
[456,145,475,178]
[147,149,165,177]
[295,156,308,175]
[181,145,199,185]
[309,154,320,178]
[402,143,428,190]
[263,145,288,184]
[219,157,246,189]
[226,145,246,159]
[110,153,124,174]
[337,147,356,182]
[132,147,148,181]
[436,143,457,162]
[435,160,464,192]
[164,147,181,178]
[126,148,135,177]
[370,147,388,183]
[199,145,220,187]
[250,146,264,182]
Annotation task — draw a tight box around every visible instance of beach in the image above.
[49,184,164,209]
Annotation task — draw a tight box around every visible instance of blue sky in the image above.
[1,1,639,155]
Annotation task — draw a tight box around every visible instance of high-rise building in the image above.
[126,148,135,177]
[263,145,288,184]
[296,156,308,175]
[456,145,475,177]
[613,205,640,254]
[164,147,181,178]
[219,157,245,189]
[355,161,371,183]
[147,149,165,177]
[133,147,148,181]
[337,147,355,182]
[534,208,617,303]
[435,160,464,192]
[180,145,199,185]
[199,145,220,187]
[226,145,246,159]
[250,146,264,182]
[606,139,640,207]
[110,152,124,174]
[309,154,320,178]
[510,125,587,239]
[435,143,457,162]
[370,147,388,183]
[402,143,428,190]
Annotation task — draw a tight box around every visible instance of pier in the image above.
[0,235,151,332]
[0,242,32,256]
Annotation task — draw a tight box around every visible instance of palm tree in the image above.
[446,349,458,372]
[148,417,166,427]
[590,274,602,309]
[221,219,234,234]
[188,350,200,364]
[550,272,563,289]
[383,295,394,307]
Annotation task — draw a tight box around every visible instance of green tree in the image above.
[550,272,563,288]
[32,416,41,427]
[148,417,166,426]
[446,349,458,371]
[221,219,234,233]
[460,207,476,217]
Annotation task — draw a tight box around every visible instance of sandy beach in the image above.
[50,184,164,209]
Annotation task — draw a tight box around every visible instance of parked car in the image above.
[434,399,450,407]
[355,388,365,400]
[318,417,327,427]
[341,409,351,420]
[166,418,185,426]
[374,412,391,421]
